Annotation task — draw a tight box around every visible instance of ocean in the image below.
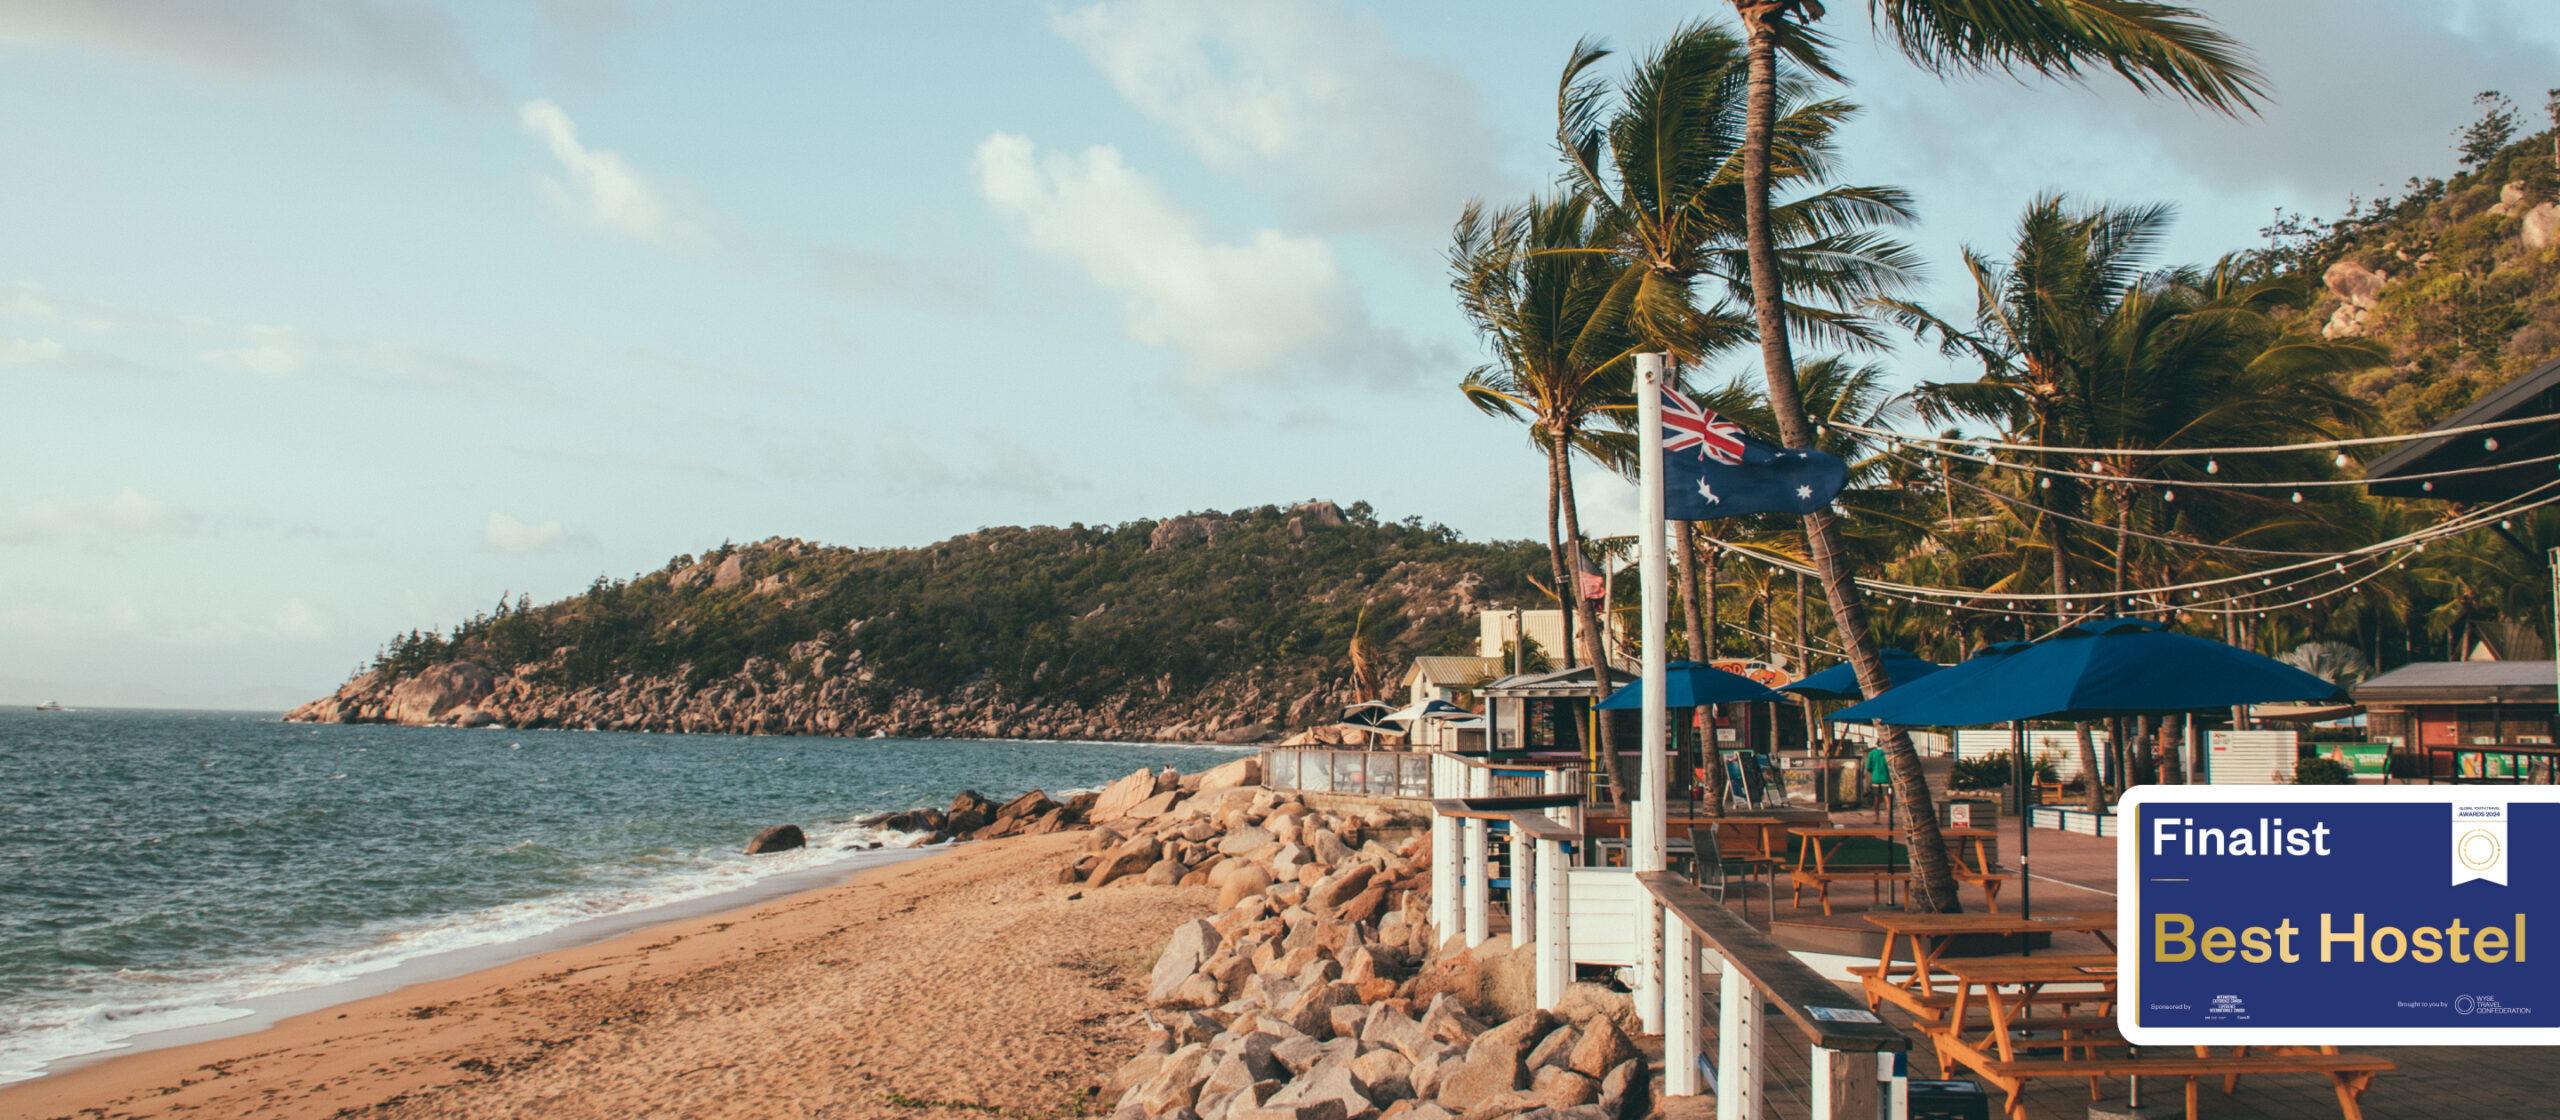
[0,707,1244,1083]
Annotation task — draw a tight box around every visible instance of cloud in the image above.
[3,282,537,386]
[864,426,1087,503]
[0,0,493,103]
[270,598,332,640]
[1051,0,1503,234]
[0,336,65,365]
[197,324,309,377]
[972,132,1427,388]
[484,512,593,554]
[518,98,711,249]
[0,487,204,545]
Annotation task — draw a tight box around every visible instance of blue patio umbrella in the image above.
[1833,619,2345,928]
[1780,648,1947,701]
[1597,660,1787,710]
[1832,618,2346,726]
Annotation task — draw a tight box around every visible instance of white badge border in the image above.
[2120,784,2560,1046]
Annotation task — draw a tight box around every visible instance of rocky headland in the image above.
[286,503,1539,744]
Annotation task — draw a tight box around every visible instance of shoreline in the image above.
[0,829,1208,1120]
[4,842,934,1086]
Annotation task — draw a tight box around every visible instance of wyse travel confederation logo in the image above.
[2119,786,2560,1045]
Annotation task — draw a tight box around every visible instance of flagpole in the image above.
[1634,353,1671,1036]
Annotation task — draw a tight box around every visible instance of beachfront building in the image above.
[2355,660,2560,782]
[1476,664,1633,761]
[1396,655,1503,749]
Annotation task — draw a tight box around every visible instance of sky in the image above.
[5,1,2557,709]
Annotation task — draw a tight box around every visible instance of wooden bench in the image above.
[1952,868,2016,911]
[1789,866,2019,915]
[1975,1051,2395,1120]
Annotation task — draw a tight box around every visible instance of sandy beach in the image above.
[0,830,1205,1120]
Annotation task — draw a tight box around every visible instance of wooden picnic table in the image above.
[1787,825,2006,914]
[1583,815,1802,864]
[1929,955,2392,1120]
[1853,909,2117,1021]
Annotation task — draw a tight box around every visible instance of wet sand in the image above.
[0,831,1202,1120]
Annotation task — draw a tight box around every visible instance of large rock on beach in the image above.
[745,824,806,854]
[1091,767,1172,823]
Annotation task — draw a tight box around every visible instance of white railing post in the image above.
[1634,352,1672,1037]
[1509,823,1533,949]
[1536,767,1573,1010]
[1536,835,1569,1008]
[1464,765,1491,948]
[1714,947,1762,1120]
[1810,1046,1883,1120]
[1430,756,1458,947]
[1663,911,1703,1096]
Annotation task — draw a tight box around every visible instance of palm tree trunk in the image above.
[1679,525,1725,816]
[1553,428,1628,811]
[1737,17,1958,912]
[1549,465,1575,669]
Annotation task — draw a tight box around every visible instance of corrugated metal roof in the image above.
[1402,656,1505,686]
[2353,660,2557,702]
[1479,663,1637,696]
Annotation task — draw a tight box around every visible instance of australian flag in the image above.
[1661,385,1848,521]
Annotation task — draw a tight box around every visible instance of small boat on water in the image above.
[34,700,65,712]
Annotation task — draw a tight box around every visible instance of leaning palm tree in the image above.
[1720,0,2263,911]
[1453,193,1646,808]
[1553,20,1976,903]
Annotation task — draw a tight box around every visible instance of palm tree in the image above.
[1719,0,2263,909]
[1552,20,1917,829]
[1453,193,1646,808]
[1892,199,2382,805]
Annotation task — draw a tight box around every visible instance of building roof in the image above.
[1480,663,1637,698]
[2365,355,2560,501]
[2352,660,2557,704]
[1401,656,1506,688]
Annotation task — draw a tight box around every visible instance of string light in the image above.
[2335,452,2351,468]
[2206,459,2219,474]
[2486,437,2501,451]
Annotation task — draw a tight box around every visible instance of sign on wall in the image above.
[2120,786,2560,1044]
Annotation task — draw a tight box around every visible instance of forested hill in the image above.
[287,501,1546,742]
[2272,98,2560,427]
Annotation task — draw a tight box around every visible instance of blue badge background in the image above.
[2133,800,2555,1029]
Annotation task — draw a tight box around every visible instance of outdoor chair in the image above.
[1685,825,1774,921]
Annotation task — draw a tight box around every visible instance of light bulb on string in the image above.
[2206,459,2219,475]
[2486,437,2500,451]
[2423,481,2435,493]
[2291,491,2303,503]
[2334,452,2351,469]
[2503,519,2514,530]
[2163,489,2176,502]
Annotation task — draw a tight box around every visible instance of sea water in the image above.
[0,708,1242,1082]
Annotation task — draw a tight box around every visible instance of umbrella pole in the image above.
[2015,718,2033,953]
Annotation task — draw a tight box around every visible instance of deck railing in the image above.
[1640,871,1914,1118]
[1259,747,1433,799]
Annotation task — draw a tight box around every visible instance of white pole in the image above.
[1465,762,1492,947]
[1635,352,1672,1035]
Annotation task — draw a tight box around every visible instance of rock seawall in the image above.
[1077,780,1651,1120]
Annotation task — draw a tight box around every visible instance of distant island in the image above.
[287,501,1543,742]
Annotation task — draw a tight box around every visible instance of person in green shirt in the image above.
[1865,743,1892,822]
